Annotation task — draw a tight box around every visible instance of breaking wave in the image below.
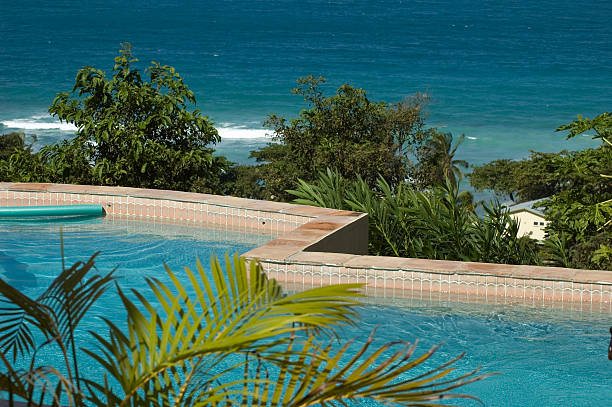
[2,116,271,140]
[1,118,78,132]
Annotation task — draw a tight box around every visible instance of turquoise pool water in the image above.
[341,299,611,406]
[0,216,274,291]
[0,216,275,365]
[1,217,610,406]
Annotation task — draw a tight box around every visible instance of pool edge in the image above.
[1,182,610,310]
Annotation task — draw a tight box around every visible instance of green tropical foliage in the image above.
[0,44,230,194]
[470,112,612,270]
[549,112,612,269]
[289,169,540,264]
[232,76,433,201]
[0,132,29,161]
[4,45,608,269]
[240,333,482,407]
[84,255,356,405]
[470,148,610,205]
[0,251,490,406]
[413,132,469,189]
[0,246,116,405]
[469,152,561,203]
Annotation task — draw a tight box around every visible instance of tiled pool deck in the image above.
[1,183,611,311]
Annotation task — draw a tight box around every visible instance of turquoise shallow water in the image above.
[1,0,609,165]
[0,218,610,405]
[342,300,612,406]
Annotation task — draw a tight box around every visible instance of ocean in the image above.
[0,0,610,165]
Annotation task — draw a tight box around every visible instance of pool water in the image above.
[1,217,611,406]
[0,215,275,291]
[342,299,611,406]
[0,216,277,379]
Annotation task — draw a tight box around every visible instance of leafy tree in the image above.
[468,159,518,200]
[545,112,612,269]
[0,252,489,406]
[0,132,51,183]
[558,112,612,142]
[1,43,230,194]
[471,114,611,206]
[238,76,433,201]
[469,151,574,202]
[0,132,27,160]
[469,112,612,270]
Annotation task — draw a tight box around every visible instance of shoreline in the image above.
[0,114,601,167]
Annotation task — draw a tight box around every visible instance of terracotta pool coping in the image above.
[0,182,369,258]
[272,252,612,284]
[1,183,610,307]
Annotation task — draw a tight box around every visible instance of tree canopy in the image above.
[1,44,230,193]
[469,150,589,202]
[470,112,612,269]
[0,132,27,160]
[242,76,433,200]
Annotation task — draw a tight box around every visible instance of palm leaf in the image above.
[0,351,28,400]
[84,254,363,405]
[0,241,115,405]
[39,251,117,341]
[243,331,493,407]
[0,251,115,363]
[288,168,347,209]
[1,347,78,407]
[0,278,55,363]
[21,365,78,407]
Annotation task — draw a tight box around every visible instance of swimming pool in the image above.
[0,215,275,291]
[344,299,611,406]
[1,217,610,406]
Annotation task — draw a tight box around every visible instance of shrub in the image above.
[290,169,540,264]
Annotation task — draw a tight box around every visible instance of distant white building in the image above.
[507,199,549,240]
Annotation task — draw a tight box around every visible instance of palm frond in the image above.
[0,278,55,362]
[85,254,363,405]
[243,331,493,407]
[0,250,115,364]
[39,251,116,342]
[542,233,572,268]
[1,347,77,407]
[0,351,28,400]
[288,168,347,209]
[0,241,115,405]
[21,365,78,407]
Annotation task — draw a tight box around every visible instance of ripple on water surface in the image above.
[0,217,610,406]
[341,298,612,406]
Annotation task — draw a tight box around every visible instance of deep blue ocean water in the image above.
[0,0,610,165]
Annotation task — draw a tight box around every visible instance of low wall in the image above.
[1,183,610,311]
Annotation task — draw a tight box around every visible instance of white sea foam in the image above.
[217,127,271,139]
[466,136,477,140]
[1,116,271,139]
[1,118,77,131]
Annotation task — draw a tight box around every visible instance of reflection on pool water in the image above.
[0,216,610,406]
[0,215,275,291]
[343,298,611,406]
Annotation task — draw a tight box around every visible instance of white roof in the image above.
[507,198,547,217]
